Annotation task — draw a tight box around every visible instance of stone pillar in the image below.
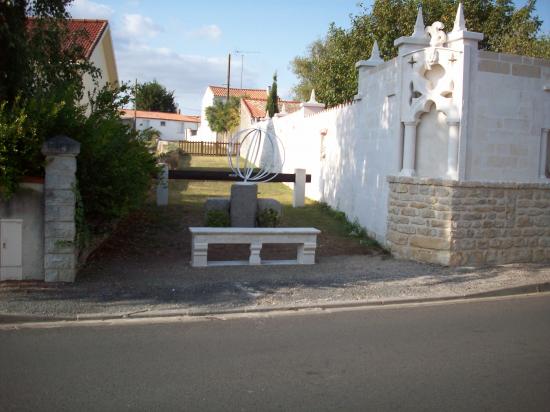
[293,168,306,207]
[446,121,460,180]
[41,136,80,283]
[156,163,169,206]
[400,121,418,177]
[230,183,258,227]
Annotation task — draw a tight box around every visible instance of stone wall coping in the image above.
[387,176,550,189]
[189,227,321,235]
[41,135,80,156]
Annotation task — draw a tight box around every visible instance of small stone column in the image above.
[41,136,80,283]
[400,121,418,177]
[156,163,169,206]
[446,121,460,180]
[293,168,306,207]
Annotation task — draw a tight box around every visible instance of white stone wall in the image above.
[466,52,550,182]
[241,61,401,242]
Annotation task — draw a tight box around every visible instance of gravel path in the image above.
[1,254,549,320]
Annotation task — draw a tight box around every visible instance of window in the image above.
[190,129,197,136]
[160,121,166,127]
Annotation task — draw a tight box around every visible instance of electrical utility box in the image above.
[0,219,23,280]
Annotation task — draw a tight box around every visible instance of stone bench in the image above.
[189,227,321,267]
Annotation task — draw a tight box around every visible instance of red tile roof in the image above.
[26,18,108,59]
[65,19,108,58]
[120,109,200,123]
[242,98,301,119]
[209,86,267,99]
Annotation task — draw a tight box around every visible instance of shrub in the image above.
[257,208,280,227]
[205,210,231,227]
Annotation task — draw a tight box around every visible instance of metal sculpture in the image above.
[227,127,285,183]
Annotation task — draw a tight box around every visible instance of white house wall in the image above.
[134,118,197,141]
[197,88,217,141]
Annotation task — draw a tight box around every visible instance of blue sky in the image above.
[69,0,549,115]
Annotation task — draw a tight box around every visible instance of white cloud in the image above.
[121,14,162,38]
[115,43,257,113]
[69,0,114,19]
[187,24,222,40]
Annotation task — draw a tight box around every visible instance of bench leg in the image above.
[297,242,316,264]
[249,242,262,265]
[191,242,208,267]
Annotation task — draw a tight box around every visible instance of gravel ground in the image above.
[1,254,549,320]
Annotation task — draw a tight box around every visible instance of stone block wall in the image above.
[387,176,550,266]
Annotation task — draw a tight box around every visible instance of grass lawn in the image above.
[165,154,382,256]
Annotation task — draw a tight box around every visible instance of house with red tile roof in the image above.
[197,86,269,141]
[120,109,200,141]
[27,18,118,108]
[70,19,119,108]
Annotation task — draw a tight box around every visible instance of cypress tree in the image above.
[266,72,279,117]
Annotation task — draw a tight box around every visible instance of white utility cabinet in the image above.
[0,219,23,280]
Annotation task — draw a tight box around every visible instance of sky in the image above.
[69,0,549,115]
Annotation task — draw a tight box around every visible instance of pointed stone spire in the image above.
[308,89,318,104]
[411,5,426,38]
[368,40,384,65]
[452,2,466,32]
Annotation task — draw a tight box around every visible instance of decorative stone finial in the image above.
[281,102,287,114]
[308,89,318,104]
[452,2,466,32]
[426,21,447,47]
[368,40,384,65]
[412,5,426,38]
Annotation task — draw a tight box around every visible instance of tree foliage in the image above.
[266,72,280,117]
[0,0,157,233]
[205,97,241,138]
[291,0,549,106]
[135,80,177,113]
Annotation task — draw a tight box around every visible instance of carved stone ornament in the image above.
[426,21,447,47]
[426,48,439,69]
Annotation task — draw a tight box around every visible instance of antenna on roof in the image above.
[233,50,261,89]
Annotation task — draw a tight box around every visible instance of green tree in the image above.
[291,0,549,106]
[0,0,157,235]
[265,72,280,117]
[135,80,177,113]
[205,97,241,140]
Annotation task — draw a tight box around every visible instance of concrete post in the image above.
[156,163,169,206]
[446,121,460,180]
[400,121,418,177]
[293,168,306,207]
[41,135,80,282]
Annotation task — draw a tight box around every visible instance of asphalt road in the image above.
[1,294,550,412]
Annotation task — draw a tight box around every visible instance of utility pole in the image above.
[233,50,260,89]
[133,78,138,131]
[226,53,231,100]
